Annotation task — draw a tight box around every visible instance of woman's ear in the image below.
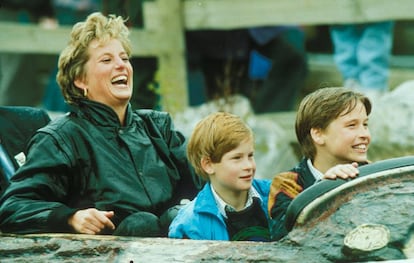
[201,157,214,175]
[74,78,86,90]
[310,127,324,145]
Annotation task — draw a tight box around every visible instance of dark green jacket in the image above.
[0,100,200,234]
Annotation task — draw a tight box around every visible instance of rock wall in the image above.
[370,80,414,161]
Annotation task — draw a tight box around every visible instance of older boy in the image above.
[268,87,372,240]
[169,112,271,241]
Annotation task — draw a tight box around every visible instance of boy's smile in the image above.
[314,101,370,172]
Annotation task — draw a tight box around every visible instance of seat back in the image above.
[285,156,414,232]
[0,106,51,195]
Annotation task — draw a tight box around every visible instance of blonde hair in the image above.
[57,12,131,105]
[296,87,372,161]
[187,112,254,181]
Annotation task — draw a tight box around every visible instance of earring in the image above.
[83,88,88,97]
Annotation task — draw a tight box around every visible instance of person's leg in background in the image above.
[250,27,308,113]
[329,24,361,89]
[185,30,251,105]
[186,53,208,107]
[358,21,394,94]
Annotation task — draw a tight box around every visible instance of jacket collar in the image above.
[73,99,133,127]
[193,182,264,217]
[194,183,222,216]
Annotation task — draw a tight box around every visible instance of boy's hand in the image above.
[68,208,115,235]
[323,162,359,180]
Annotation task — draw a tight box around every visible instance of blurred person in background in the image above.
[0,0,57,107]
[330,21,394,102]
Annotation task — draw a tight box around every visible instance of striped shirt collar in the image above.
[307,158,324,181]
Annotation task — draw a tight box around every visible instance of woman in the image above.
[0,12,200,237]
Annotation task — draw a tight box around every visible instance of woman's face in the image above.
[75,38,133,109]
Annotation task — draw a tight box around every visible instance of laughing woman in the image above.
[0,12,200,237]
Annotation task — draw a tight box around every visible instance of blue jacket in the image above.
[168,179,271,240]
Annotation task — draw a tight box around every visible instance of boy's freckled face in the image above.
[319,101,371,164]
[209,138,256,195]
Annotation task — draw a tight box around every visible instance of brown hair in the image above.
[187,112,254,181]
[295,87,372,160]
[56,12,131,105]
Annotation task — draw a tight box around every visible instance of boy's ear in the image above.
[310,127,324,145]
[201,157,214,175]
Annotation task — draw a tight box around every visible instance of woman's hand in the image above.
[68,208,115,235]
[323,162,359,180]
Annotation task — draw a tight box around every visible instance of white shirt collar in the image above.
[307,158,324,181]
[210,183,261,218]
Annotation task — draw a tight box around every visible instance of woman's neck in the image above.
[113,104,128,126]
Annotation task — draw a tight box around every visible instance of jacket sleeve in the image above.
[150,111,203,199]
[168,198,221,240]
[168,201,191,239]
[0,131,77,234]
[268,171,303,241]
[168,199,206,239]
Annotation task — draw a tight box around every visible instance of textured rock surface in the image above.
[0,234,341,262]
[369,80,414,161]
[1,167,414,262]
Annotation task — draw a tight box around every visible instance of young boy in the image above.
[168,112,271,241]
[268,87,372,240]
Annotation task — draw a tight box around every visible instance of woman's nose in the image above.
[115,57,126,68]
